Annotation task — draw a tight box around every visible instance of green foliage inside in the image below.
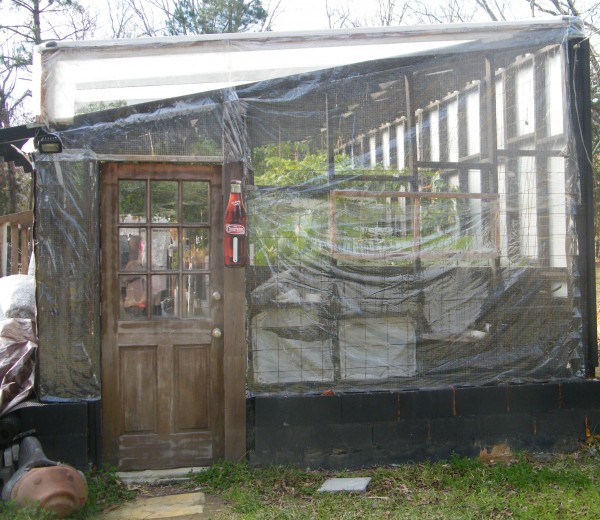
[252,142,329,187]
[247,190,325,267]
[250,143,477,267]
[252,142,410,188]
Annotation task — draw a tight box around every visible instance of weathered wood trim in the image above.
[222,161,247,461]
[0,211,33,277]
[0,223,7,278]
[100,163,120,467]
[96,155,224,164]
[0,210,33,226]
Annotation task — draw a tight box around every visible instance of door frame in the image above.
[99,158,247,467]
[220,161,247,461]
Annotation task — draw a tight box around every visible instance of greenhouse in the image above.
[17,16,599,468]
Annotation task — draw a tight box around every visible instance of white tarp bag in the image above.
[0,275,36,321]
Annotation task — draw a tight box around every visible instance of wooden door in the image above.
[101,163,223,470]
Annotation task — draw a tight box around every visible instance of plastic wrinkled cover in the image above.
[0,275,36,320]
[34,17,592,397]
[35,155,101,400]
[0,319,36,416]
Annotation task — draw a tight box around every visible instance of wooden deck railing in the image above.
[0,211,34,277]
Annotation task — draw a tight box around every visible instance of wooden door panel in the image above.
[101,163,223,470]
[120,346,158,433]
[119,432,214,470]
[117,322,212,345]
[175,346,210,431]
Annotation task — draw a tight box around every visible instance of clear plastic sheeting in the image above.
[240,18,589,392]
[35,155,101,400]
[0,319,36,416]
[33,17,594,397]
[34,19,582,124]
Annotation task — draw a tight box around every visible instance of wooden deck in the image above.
[0,210,33,277]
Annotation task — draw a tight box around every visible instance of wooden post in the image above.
[21,226,29,274]
[326,94,335,184]
[222,90,248,462]
[404,73,420,269]
[484,56,502,278]
[0,211,33,278]
[412,195,420,256]
[0,223,7,277]
[222,162,247,462]
[533,53,550,269]
[10,225,19,275]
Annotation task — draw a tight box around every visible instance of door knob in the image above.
[212,291,222,301]
[212,327,223,339]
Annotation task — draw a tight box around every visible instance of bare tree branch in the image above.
[261,0,283,31]
[474,0,500,21]
[124,0,169,36]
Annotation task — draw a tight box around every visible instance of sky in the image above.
[270,0,339,31]
[265,0,538,32]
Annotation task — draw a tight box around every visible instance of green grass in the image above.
[187,451,600,520]
[0,502,56,520]
[3,451,600,518]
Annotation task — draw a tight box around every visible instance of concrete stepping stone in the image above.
[100,491,205,519]
[317,477,371,493]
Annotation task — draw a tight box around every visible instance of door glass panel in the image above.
[119,180,146,223]
[120,274,147,319]
[182,181,210,223]
[118,178,212,322]
[183,228,209,270]
[151,181,178,223]
[119,228,146,270]
[183,274,210,318]
[151,275,178,318]
[152,228,179,270]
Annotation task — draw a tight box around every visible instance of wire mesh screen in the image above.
[39,21,590,397]
[35,159,101,399]
[62,100,224,157]
[243,41,585,393]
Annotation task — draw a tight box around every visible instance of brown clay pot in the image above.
[10,465,88,518]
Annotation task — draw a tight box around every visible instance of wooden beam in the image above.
[0,223,7,277]
[331,190,499,200]
[222,163,247,462]
[21,227,29,273]
[0,210,33,226]
[10,225,19,275]
[404,73,418,189]
[326,94,335,184]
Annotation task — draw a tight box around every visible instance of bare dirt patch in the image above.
[125,482,232,519]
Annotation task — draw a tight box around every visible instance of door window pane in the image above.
[151,181,178,223]
[183,274,210,318]
[119,229,146,270]
[119,180,146,223]
[120,274,147,319]
[152,275,178,318]
[183,228,209,270]
[117,178,213,321]
[152,228,178,270]
[182,181,210,223]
